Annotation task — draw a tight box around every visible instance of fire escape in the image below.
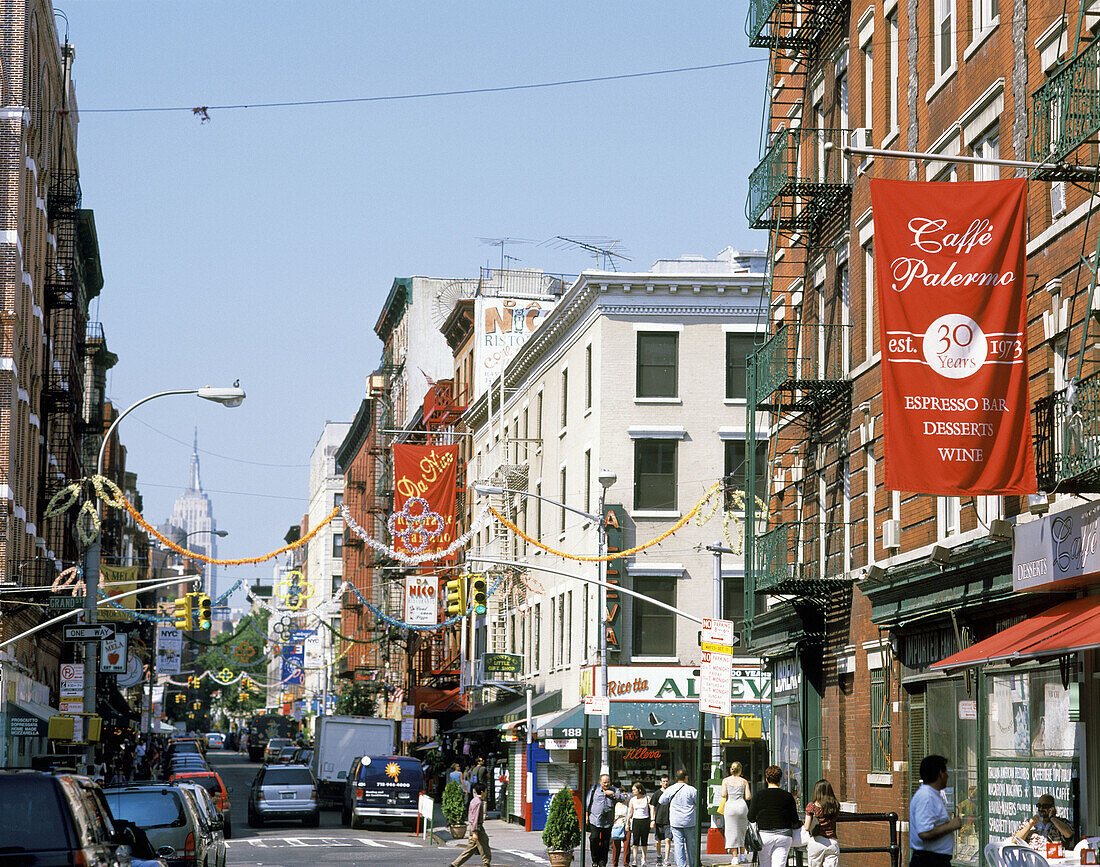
[40,172,85,563]
[743,0,854,650]
[1028,9,1100,495]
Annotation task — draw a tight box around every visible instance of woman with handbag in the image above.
[803,780,841,867]
[721,762,752,864]
[747,765,801,867]
[611,797,631,867]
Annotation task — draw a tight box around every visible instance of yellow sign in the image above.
[701,642,734,655]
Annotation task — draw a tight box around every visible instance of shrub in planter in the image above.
[542,787,582,864]
[443,779,467,836]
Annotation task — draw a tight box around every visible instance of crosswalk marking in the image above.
[357,838,386,847]
[499,848,550,864]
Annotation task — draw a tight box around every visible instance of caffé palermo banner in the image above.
[871,178,1036,494]
[391,444,458,555]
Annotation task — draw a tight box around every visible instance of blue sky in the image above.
[62,0,768,595]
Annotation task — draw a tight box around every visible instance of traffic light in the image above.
[197,594,212,630]
[174,694,185,704]
[444,576,466,616]
[173,595,192,629]
[469,576,487,615]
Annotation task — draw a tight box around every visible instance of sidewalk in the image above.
[438,818,741,865]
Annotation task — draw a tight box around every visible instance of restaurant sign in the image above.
[987,759,1076,839]
[1013,499,1100,592]
[483,653,523,677]
[581,664,771,704]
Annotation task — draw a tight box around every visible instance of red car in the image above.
[169,770,233,838]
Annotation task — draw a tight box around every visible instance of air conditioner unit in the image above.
[1051,181,1067,219]
[882,519,901,550]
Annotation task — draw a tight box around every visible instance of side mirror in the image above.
[227,786,234,793]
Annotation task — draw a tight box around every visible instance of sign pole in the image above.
[695,709,705,867]
[581,710,589,867]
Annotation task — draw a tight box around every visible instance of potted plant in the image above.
[542,787,582,866]
[442,779,467,839]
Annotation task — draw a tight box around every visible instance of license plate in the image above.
[281,792,295,800]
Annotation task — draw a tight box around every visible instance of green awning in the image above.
[449,690,561,733]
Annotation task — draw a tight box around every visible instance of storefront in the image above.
[0,666,56,770]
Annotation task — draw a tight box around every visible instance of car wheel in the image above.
[304,812,320,828]
[350,813,363,830]
[223,820,232,839]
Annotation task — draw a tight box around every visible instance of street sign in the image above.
[100,634,128,674]
[63,624,115,642]
[584,695,609,715]
[700,617,737,716]
[48,595,86,611]
[483,653,523,677]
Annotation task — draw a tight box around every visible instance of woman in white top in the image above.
[625,782,652,867]
[721,761,752,863]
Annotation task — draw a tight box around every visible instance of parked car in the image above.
[166,757,209,778]
[292,747,313,767]
[275,746,299,764]
[247,764,319,827]
[170,737,206,756]
[263,737,294,763]
[102,782,211,867]
[341,755,424,829]
[0,770,130,867]
[169,771,233,838]
[204,733,225,750]
[175,783,226,867]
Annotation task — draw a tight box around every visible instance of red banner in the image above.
[391,444,458,555]
[871,178,1036,494]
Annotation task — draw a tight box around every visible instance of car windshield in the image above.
[105,789,186,828]
[0,778,69,850]
[267,739,292,748]
[261,768,313,786]
[172,742,200,754]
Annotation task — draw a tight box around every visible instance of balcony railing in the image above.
[747,128,854,230]
[749,322,851,411]
[1034,373,1100,492]
[1030,38,1100,168]
[746,0,849,50]
[754,521,855,595]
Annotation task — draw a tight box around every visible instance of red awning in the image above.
[410,686,465,717]
[930,595,1100,671]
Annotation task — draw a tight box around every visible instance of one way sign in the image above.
[63,624,116,642]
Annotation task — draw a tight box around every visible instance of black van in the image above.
[340,755,424,829]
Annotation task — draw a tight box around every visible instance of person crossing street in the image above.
[450,781,492,867]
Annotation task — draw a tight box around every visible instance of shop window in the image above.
[631,576,676,657]
[870,667,892,773]
[773,698,804,804]
[635,440,677,511]
[637,332,678,398]
[725,333,755,400]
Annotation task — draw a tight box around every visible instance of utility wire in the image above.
[80,59,766,114]
[130,416,308,468]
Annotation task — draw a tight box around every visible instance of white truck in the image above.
[311,715,396,806]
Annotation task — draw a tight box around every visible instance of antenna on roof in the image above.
[479,237,537,272]
[552,236,632,271]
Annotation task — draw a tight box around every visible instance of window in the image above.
[585,450,592,515]
[560,369,569,428]
[725,333,755,399]
[870,666,892,772]
[935,0,955,78]
[940,496,961,537]
[972,130,999,181]
[862,40,872,130]
[724,439,768,505]
[560,467,567,533]
[565,590,573,665]
[334,493,344,508]
[536,481,543,540]
[721,573,745,629]
[887,12,899,132]
[537,392,543,438]
[585,344,593,410]
[974,0,998,37]
[863,240,876,360]
[632,576,676,656]
[332,532,344,558]
[636,332,678,398]
[634,440,677,511]
[332,575,343,595]
[533,603,541,672]
[557,595,566,667]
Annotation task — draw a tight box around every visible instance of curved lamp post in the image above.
[82,384,244,765]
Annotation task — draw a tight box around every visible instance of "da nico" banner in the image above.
[871,178,1036,495]
[391,444,458,555]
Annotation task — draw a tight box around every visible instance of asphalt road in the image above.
[206,750,550,867]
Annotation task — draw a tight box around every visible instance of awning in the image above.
[6,699,58,738]
[931,595,1100,672]
[448,690,562,733]
[410,686,465,718]
[541,702,707,740]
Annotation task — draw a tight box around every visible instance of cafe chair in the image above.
[999,845,1050,867]
[984,841,1007,867]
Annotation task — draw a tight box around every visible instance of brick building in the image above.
[744,0,1100,859]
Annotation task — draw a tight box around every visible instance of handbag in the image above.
[745,822,763,853]
[806,807,821,838]
[612,818,627,840]
[718,796,728,815]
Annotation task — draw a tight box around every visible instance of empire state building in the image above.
[167,430,220,599]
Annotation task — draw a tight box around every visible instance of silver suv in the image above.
[103,783,210,867]
[247,764,319,827]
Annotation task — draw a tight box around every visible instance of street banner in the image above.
[281,629,310,685]
[304,631,323,668]
[391,444,458,555]
[871,178,1036,494]
[404,574,439,625]
[100,633,128,674]
[98,565,143,622]
[156,627,182,674]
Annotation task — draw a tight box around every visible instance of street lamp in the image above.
[473,470,617,775]
[82,384,244,767]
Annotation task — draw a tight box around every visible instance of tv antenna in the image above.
[551,236,631,271]
[479,237,536,271]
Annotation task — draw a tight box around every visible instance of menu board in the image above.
[987,759,1076,839]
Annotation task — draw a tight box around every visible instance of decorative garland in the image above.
[723,490,769,555]
[488,481,722,562]
[98,579,244,624]
[345,570,508,631]
[341,504,489,565]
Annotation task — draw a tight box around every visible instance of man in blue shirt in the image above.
[659,768,699,867]
[586,774,627,867]
[909,754,962,867]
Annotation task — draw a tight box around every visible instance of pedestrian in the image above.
[650,775,672,867]
[747,765,801,867]
[450,781,491,867]
[626,782,651,867]
[720,761,751,864]
[658,768,699,867]
[803,779,841,867]
[1012,794,1074,848]
[611,795,630,867]
[449,761,466,796]
[472,756,489,789]
[909,755,962,867]
[586,773,628,867]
